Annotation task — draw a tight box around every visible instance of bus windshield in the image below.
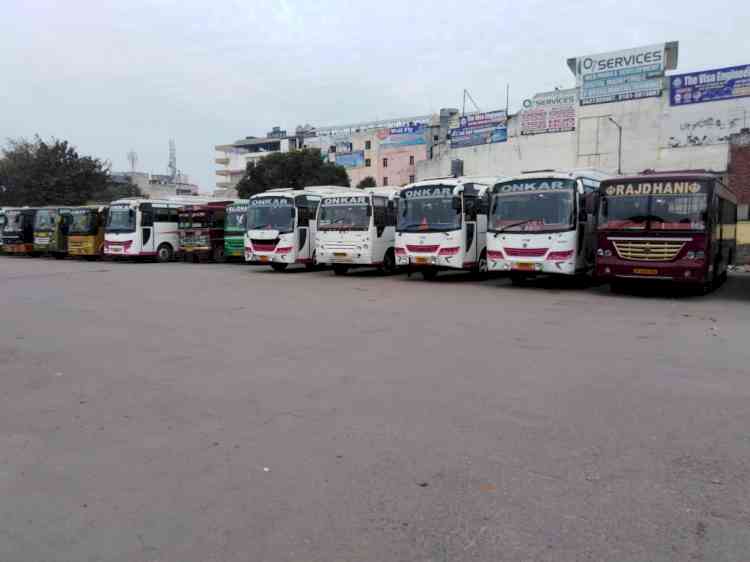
[106,206,136,232]
[398,185,460,232]
[319,196,370,230]
[179,212,207,229]
[68,210,96,234]
[34,209,56,230]
[247,197,295,233]
[3,210,24,233]
[490,179,575,233]
[599,182,708,231]
[225,208,247,231]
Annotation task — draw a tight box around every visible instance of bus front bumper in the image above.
[595,260,708,283]
[488,258,576,275]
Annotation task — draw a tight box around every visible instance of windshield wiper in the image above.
[495,219,536,232]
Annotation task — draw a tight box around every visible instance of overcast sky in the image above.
[2,0,748,192]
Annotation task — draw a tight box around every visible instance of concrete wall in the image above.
[418,95,750,181]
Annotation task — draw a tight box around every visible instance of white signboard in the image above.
[520,89,577,135]
[574,43,667,105]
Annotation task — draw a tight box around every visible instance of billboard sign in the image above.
[335,150,365,168]
[574,43,666,105]
[520,89,577,135]
[449,110,508,148]
[670,63,750,106]
[378,124,427,150]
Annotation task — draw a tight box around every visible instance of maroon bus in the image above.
[178,202,232,262]
[596,172,737,291]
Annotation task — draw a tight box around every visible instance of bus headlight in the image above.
[597,248,604,256]
[695,251,705,260]
[686,251,696,260]
[604,249,612,257]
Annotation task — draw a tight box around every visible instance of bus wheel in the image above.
[212,246,225,263]
[421,268,438,281]
[305,253,317,270]
[333,265,348,276]
[271,262,288,272]
[156,243,173,263]
[382,249,396,274]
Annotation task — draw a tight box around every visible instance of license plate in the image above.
[512,262,535,271]
[109,246,123,254]
[633,268,658,275]
[414,256,429,264]
[259,255,269,262]
[334,252,348,257]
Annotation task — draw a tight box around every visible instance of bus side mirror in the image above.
[387,200,395,211]
[452,197,462,210]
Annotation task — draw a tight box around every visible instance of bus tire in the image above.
[156,243,173,263]
[382,249,397,274]
[271,262,288,272]
[421,268,438,281]
[333,265,348,276]
[305,253,317,270]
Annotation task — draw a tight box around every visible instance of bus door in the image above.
[140,203,155,253]
[295,196,311,261]
[579,180,600,268]
[462,187,479,266]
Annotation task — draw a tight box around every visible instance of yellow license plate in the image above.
[414,256,429,264]
[259,255,269,262]
[334,252,347,257]
[512,262,535,271]
[633,268,658,275]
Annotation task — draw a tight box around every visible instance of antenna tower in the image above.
[126,150,138,173]
[168,139,177,180]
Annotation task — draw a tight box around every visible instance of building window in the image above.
[382,158,388,168]
[365,158,371,167]
[383,177,389,186]
[409,175,415,183]
[329,145,336,153]
[409,155,415,165]
[365,140,371,150]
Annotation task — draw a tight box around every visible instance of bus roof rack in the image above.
[640,168,718,175]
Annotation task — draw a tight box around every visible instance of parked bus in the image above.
[224,200,249,260]
[394,177,496,280]
[316,187,400,275]
[178,201,232,262]
[1,208,36,254]
[245,186,351,271]
[105,199,181,261]
[0,208,7,253]
[33,206,72,258]
[595,172,737,291]
[67,206,108,259]
[486,170,610,283]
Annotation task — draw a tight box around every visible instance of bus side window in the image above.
[386,200,397,226]
[464,196,477,220]
[169,208,179,222]
[213,211,225,228]
[373,197,387,227]
[141,204,154,227]
[154,207,170,223]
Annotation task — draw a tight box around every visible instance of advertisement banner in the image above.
[449,110,508,148]
[574,43,666,105]
[520,89,577,135]
[670,63,750,106]
[378,124,427,150]
[335,150,365,168]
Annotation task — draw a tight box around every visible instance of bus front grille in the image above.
[611,239,685,262]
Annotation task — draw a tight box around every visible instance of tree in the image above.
[356,176,377,189]
[92,175,143,203]
[0,137,110,206]
[236,148,350,198]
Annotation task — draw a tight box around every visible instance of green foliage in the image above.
[356,176,377,188]
[0,136,111,206]
[236,148,350,199]
[92,177,143,203]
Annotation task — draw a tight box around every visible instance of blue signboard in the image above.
[335,150,365,168]
[378,124,427,149]
[449,110,508,148]
[670,64,750,106]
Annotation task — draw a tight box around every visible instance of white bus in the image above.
[394,177,497,280]
[104,197,215,261]
[244,186,352,271]
[315,187,400,275]
[486,170,609,283]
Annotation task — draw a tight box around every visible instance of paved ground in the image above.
[1,256,750,562]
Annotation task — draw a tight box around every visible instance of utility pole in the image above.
[608,117,623,175]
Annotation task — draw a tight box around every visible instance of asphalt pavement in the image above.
[1,257,750,562]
